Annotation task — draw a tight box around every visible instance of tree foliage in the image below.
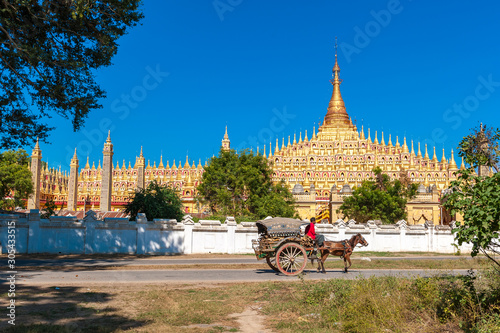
[444,124,500,269]
[124,181,184,222]
[337,167,418,224]
[197,149,297,219]
[458,124,499,172]
[40,197,57,219]
[0,149,33,210]
[0,0,143,148]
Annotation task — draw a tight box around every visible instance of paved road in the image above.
[3,268,470,285]
[9,255,473,267]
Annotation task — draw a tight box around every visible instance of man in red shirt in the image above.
[305,217,325,248]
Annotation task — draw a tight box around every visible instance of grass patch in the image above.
[3,264,499,332]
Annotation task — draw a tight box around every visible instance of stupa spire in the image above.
[402,137,409,153]
[324,39,349,127]
[449,149,458,170]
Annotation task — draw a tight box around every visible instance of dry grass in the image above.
[3,267,500,333]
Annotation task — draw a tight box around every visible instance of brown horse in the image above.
[315,233,369,273]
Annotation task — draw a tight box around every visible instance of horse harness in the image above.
[340,240,353,259]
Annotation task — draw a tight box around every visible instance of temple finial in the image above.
[106,130,111,143]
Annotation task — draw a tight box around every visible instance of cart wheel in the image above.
[266,256,280,272]
[276,242,307,276]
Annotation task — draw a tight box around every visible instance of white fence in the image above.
[0,210,471,255]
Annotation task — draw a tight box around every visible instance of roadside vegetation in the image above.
[4,264,500,332]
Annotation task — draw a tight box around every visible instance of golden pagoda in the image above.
[265,51,459,224]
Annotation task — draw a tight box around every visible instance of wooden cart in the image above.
[252,217,317,276]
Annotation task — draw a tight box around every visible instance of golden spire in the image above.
[424,144,430,160]
[97,160,101,170]
[293,133,296,145]
[381,132,386,146]
[275,138,279,153]
[411,140,415,156]
[360,125,365,140]
[367,128,371,143]
[197,159,202,169]
[115,161,119,169]
[122,159,126,169]
[263,143,266,156]
[388,134,393,147]
[184,155,190,168]
[304,129,309,142]
[128,161,132,169]
[312,126,316,140]
[287,135,291,147]
[269,142,273,158]
[159,155,164,168]
[221,126,230,151]
[106,130,111,144]
[153,161,157,169]
[402,137,409,153]
[448,150,458,170]
[186,169,193,187]
[417,142,422,158]
[324,42,350,128]
[281,137,285,150]
[432,146,438,162]
[374,131,379,145]
[166,160,171,169]
[460,156,465,170]
[395,136,400,148]
[172,159,177,170]
[299,131,303,144]
[85,156,90,169]
[441,148,447,164]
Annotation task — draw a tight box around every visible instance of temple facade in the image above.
[27,53,490,224]
[28,132,206,215]
[266,53,464,223]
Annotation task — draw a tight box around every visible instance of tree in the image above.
[457,123,499,173]
[0,0,143,149]
[444,124,500,269]
[40,197,57,219]
[196,149,297,219]
[337,167,418,224]
[0,149,33,210]
[124,181,184,222]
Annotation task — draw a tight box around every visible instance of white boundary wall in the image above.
[0,210,471,255]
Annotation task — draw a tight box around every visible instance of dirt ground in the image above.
[1,282,274,332]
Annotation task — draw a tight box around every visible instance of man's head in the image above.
[310,217,316,223]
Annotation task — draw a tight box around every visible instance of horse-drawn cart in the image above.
[252,217,316,276]
[252,217,369,275]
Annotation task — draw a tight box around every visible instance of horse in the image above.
[315,233,369,273]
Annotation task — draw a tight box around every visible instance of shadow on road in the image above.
[0,285,148,332]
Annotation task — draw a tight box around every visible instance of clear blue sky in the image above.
[33,1,500,171]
